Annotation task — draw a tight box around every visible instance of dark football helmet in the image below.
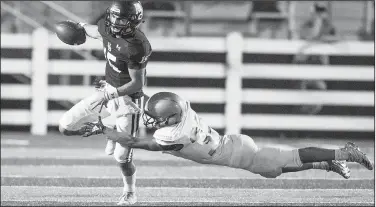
[105,1,144,37]
[143,92,186,128]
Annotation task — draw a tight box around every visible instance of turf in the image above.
[2,177,374,189]
[1,132,375,206]
[1,187,374,206]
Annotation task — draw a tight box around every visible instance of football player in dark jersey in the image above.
[58,1,151,205]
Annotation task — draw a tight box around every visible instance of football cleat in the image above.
[105,139,116,155]
[117,192,137,205]
[327,160,350,179]
[343,142,373,170]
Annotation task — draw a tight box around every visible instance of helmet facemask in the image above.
[142,92,186,129]
[104,1,143,38]
[142,111,178,129]
[106,10,134,37]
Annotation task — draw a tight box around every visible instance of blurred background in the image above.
[1,1,374,205]
[1,1,374,140]
[1,1,375,39]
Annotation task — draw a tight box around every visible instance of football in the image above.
[54,20,86,45]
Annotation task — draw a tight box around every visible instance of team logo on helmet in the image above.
[134,3,143,20]
[110,7,120,13]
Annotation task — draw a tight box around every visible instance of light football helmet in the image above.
[143,92,186,128]
[105,1,143,38]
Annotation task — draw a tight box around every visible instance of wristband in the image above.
[78,22,87,27]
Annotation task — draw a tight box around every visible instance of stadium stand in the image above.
[1,1,374,39]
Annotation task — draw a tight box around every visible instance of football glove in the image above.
[101,80,119,100]
[81,116,106,137]
[89,80,119,113]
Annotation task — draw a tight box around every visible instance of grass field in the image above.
[1,132,375,206]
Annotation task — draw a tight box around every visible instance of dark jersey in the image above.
[97,18,152,89]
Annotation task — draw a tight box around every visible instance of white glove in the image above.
[103,82,119,100]
[89,80,119,113]
[96,80,119,100]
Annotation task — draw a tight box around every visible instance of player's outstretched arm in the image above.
[78,23,102,41]
[105,130,181,151]
[80,120,179,152]
[106,131,163,151]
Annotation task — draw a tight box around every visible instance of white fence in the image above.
[1,28,374,138]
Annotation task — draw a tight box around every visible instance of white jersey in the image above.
[153,101,300,179]
[153,101,225,164]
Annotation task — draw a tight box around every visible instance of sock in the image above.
[119,162,136,193]
[312,161,329,170]
[122,171,136,193]
[334,149,349,160]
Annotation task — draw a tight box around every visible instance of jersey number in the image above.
[103,48,120,73]
[140,53,151,64]
[190,126,219,156]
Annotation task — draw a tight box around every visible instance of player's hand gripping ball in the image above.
[54,20,86,45]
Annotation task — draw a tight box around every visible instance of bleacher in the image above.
[1,1,374,39]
